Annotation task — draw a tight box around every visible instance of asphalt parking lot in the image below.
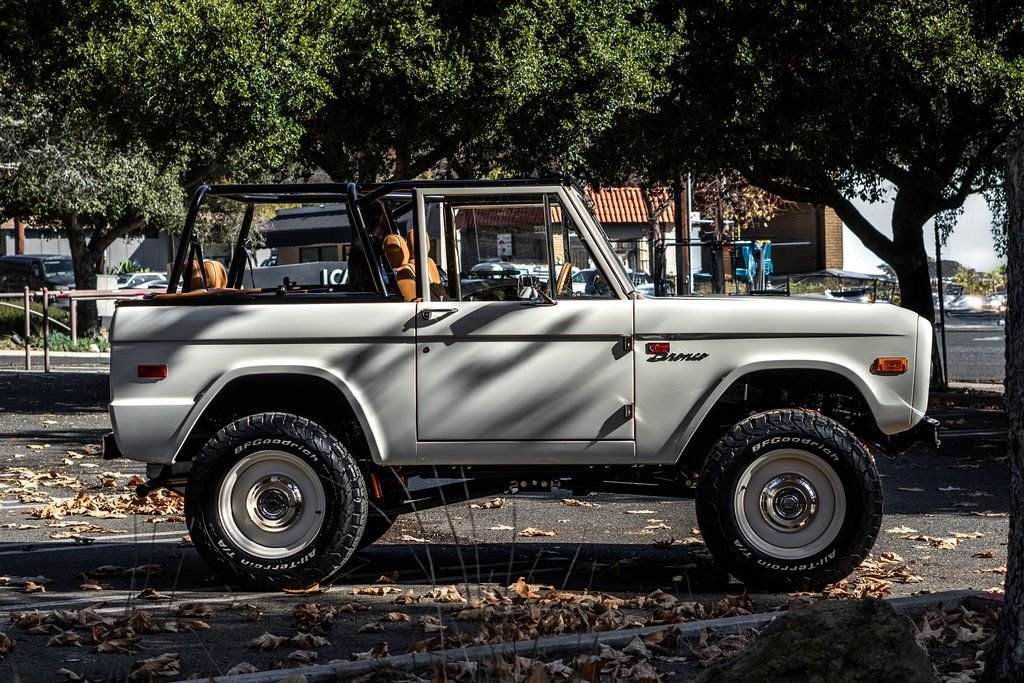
[0,370,1010,681]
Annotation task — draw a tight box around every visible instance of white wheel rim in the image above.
[733,449,846,560]
[217,450,326,560]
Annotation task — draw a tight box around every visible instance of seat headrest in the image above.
[406,228,431,258]
[187,259,228,291]
[383,234,410,268]
[205,260,228,289]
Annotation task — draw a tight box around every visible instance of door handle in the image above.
[420,307,459,321]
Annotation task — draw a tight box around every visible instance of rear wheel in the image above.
[695,409,881,590]
[185,412,367,589]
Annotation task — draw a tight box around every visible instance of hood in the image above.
[636,295,923,339]
[46,274,76,288]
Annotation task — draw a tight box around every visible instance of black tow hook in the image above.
[136,476,169,498]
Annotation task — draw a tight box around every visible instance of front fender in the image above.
[170,364,389,465]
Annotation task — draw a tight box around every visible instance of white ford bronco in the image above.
[104,179,938,590]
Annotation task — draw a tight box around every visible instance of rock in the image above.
[699,599,937,683]
[88,344,100,353]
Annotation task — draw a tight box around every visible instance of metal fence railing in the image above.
[1,286,148,372]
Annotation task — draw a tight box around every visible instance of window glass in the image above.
[298,245,339,263]
[426,192,616,302]
[43,259,73,277]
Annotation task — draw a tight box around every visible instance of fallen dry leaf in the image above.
[626,509,656,514]
[176,603,215,618]
[519,527,556,537]
[282,583,326,595]
[135,588,171,601]
[470,497,505,509]
[351,586,401,596]
[897,487,924,492]
[127,652,180,681]
[973,551,996,559]
[224,663,259,675]
[1,575,52,587]
[561,498,600,507]
[46,630,82,648]
[904,534,959,550]
[358,621,384,633]
[422,585,466,603]
[245,632,289,652]
[0,632,13,656]
[96,636,141,654]
[399,533,428,543]
[287,649,318,664]
[352,641,389,660]
[487,524,514,531]
[289,633,330,649]
[885,525,918,534]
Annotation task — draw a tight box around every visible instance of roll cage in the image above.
[167,177,584,297]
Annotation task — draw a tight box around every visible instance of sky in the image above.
[843,192,1005,275]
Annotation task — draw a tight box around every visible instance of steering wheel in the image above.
[554,262,573,298]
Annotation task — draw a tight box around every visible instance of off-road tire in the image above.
[185,412,368,590]
[695,409,882,590]
[357,511,396,550]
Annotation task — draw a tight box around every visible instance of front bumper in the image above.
[883,415,942,456]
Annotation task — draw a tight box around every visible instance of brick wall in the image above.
[747,205,844,275]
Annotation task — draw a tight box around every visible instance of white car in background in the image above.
[116,272,167,290]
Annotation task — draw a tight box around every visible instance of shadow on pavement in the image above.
[0,372,108,415]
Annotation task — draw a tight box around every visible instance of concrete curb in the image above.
[179,590,991,683]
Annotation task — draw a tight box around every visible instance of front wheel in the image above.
[185,413,368,589]
[695,409,882,590]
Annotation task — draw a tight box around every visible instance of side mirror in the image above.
[516,274,540,301]
[517,274,556,306]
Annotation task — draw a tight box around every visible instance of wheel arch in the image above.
[171,365,384,465]
[675,361,880,472]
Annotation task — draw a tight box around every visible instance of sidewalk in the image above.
[948,380,1004,394]
[0,348,109,372]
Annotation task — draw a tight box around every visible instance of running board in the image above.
[380,479,511,516]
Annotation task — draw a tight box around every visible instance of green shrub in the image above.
[27,331,110,352]
[0,300,69,337]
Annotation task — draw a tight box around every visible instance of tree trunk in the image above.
[63,214,100,337]
[14,217,25,254]
[982,122,1024,682]
[889,252,936,322]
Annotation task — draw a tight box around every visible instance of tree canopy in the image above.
[0,0,336,332]
[305,0,681,181]
[591,0,1024,322]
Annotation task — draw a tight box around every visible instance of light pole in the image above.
[934,224,949,389]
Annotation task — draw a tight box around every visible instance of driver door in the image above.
[412,187,635,464]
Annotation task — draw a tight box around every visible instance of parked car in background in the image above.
[116,272,167,290]
[0,254,76,293]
